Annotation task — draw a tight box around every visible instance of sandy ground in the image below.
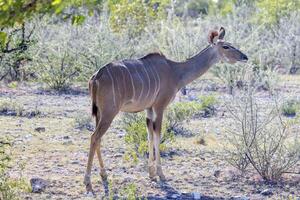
[1,75,300,200]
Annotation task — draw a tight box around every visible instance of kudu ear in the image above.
[218,27,225,40]
[208,30,219,44]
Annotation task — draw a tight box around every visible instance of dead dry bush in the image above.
[223,88,300,181]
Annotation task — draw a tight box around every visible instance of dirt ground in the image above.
[1,74,300,200]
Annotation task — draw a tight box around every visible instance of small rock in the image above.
[231,196,249,200]
[30,178,48,193]
[193,192,201,199]
[25,134,32,139]
[113,153,123,158]
[63,140,73,145]
[214,170,221,178]
[170,193,180,199]
[35,127,46,133]
[63,135,70,140]
[260,189,273,196]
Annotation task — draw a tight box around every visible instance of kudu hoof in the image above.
[148,165,156,180]
[100,170,108,182]
[85,190,95,197]
[157,166,166,181]
[158,173,166,182]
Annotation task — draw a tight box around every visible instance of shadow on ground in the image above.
[102,179,225,200]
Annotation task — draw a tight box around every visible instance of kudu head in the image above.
[209,27,248,64]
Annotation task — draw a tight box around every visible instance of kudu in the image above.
[84,27,248,194]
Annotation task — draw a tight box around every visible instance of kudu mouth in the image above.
[239,53,248,62]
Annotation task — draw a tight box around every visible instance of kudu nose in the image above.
[242,54,248,61]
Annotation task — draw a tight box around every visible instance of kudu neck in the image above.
[172,45,220,89]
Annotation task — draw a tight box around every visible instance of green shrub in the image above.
[122,112,174,162]
[0,139,31,200]
[122,101,205,162]
[198,95,217,117]
[0,99,24,116]
[282,100,299,117]
[33,50,80,90]
[120,183,143,200]
[73,113,93,131]
[224,89,300,180]
[0,140,16,200]
[0,99,41,118]
[165,101,202,133]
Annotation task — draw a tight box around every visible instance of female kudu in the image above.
[84,27,248,194]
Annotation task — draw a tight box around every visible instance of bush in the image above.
[0,99,41,118]
[281,100,299,117]
[32,48,80,90]
[119,183,142,200]
[165,101,202,134]
[0,23,34,82]
[73,113,93,131]
[122,101,205,162]
[0,99,24,116]
[0,140,16,200]
[198,95,217,117]
[224,88,300,180]
[122,112,174,163]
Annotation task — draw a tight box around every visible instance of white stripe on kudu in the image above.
[136,65,145,102]
[152,65,161,96]
[121,62,136,101]
[147,60,158,103]
[106,67,116,106]
[141,62,151,100]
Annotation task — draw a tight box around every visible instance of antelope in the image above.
[84,27,248,194]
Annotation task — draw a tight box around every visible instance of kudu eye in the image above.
[222,46,229,49]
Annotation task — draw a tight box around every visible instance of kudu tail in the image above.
[89,79,98,117]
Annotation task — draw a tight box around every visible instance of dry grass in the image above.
[0,74,300,199]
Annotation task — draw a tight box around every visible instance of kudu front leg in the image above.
[153,110,166,181]
[146,109,156,180]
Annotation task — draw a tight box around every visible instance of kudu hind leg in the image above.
[95,113,108,181]
[96,141,108,181]
[84,113,115,193]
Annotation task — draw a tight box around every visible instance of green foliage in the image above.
[71,15,86,26]
[255,0,300,25]
[0,139,31,200]
[122,112,174,162]
[122,101,205,162]
[33,49,80,90]
[108,0,169,35]
[165,101,202,131]
[120,183,143,200]
[0,32,7,49]
[0,99,24,116]
[199,95,217,110]
[73,113,93,130]
[0,23,34,81]
[282,100,299,117]
[0,0,100,28]
[224,89,300,180]
[0,140,16,200]
[186,0,210,16]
